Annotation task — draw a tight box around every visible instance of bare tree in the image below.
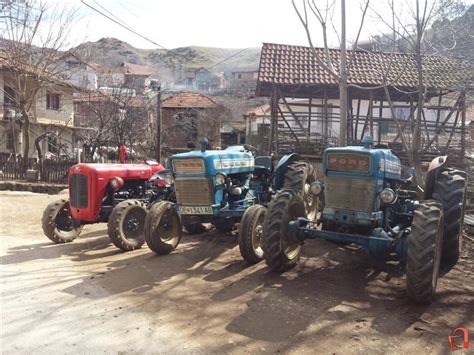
[292,0,370,147]
[372,0,471,189]
[0,0,78,158]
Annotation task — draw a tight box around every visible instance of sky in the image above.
[43,0,472,50]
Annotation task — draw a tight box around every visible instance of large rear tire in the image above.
[432,168,467,270]
[108,200,147,251]
[406,200,443,304]
[144,201,182,255]
[42,199,82,243]
[239,204,266,265]
[262,190,307,272]
[283,161,318,220]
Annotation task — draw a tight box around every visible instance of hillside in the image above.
[73,37,261,72]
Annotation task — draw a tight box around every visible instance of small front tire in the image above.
[42,199,82,243]
[262,190,307,272]
[108,200,147,251]
[145,201,182,255]
[239,205,267,265]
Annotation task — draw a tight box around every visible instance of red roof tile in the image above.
[123,62,153,76]
[257,43,472,96]
[162,92,218,108]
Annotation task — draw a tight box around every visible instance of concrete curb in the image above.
[0,180,67,195]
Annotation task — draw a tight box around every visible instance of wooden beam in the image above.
[277,105,300,142]
[277,86,310,140]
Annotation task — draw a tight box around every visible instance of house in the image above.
[256,43,471,162]
[161,92,221,152]
[0,58,78,159]
[231,70,259,92]
[172,67,227,92]
[96,62,153,92]
[62,56,98,91]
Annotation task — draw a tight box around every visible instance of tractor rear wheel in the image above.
[432,168,467,271]
[262,190,307,272]
[406,200,443,304]
[283,161,318,220]
[108,200,147,251]
[239,204,266,265]
[144,201,182,255]
[181,216,206,234]
[42,199,82,243]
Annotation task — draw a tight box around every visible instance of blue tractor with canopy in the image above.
[144,141,317,264]
[262,137,467,304]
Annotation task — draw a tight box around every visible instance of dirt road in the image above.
[1,191,473,354]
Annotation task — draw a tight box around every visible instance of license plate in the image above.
[180,206,213,215]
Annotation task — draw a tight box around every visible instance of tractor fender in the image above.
[424,155,448,199]
[274,153,302,190]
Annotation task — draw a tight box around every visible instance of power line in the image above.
[81,0,253,73]
[207,48,250,70]
[80,0,187,61]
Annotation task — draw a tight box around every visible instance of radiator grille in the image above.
[174,178,214,206]
[324,176,376,213]
[70,174,88,208]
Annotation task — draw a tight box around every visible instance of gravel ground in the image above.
[1,190,473,354]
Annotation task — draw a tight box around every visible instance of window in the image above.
[237,74,242,79]
[46,92,60,110]
[6,132,14,150]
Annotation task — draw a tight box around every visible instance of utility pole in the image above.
[339,0,348,147]
[151,79,162,162]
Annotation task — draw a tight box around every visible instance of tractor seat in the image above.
[254,156,273,174]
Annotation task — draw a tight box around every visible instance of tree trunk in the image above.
[22,113,30,158]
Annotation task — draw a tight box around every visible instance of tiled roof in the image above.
[257,43,472,94]
[162,92,218,108]
[74,92,145,107]
[123,62,153,76]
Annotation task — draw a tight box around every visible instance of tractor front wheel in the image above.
[145,201,182,254]
[406,200,443,304]
[262,190,307,272]
[432,168,467,271]
[42,199,82,243]
[239,204,266,265]
[108,200,147,251]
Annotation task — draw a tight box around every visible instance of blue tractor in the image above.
[262,137,467,304]
[144,141,317,264]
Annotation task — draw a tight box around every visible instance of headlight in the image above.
[110,177,124,191]
[310,181,323,196]
[215,173,226,185]
[164,174,174,185]
[380,188,397,204]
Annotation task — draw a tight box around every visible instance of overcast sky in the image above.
[46,0,472,49]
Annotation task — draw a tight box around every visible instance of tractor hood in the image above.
[169,146,254,176]
[323,145,401,180]
[70,163,165,181]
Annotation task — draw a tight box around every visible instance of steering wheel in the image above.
[243,144,259,157]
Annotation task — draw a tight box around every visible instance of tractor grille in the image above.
[174,178,214,206]
[70,174,88,208]
[324,176,376,213]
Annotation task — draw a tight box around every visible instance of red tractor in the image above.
[42,161,174,251]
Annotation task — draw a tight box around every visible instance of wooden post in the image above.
[268,85,278,154]
[378,99,383,145]
[461,91,466,163]
[354,98,361,142]
[339,0,348,146]
[155,87,162,163]
[308,97,312,137]
[369,91,374,137]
